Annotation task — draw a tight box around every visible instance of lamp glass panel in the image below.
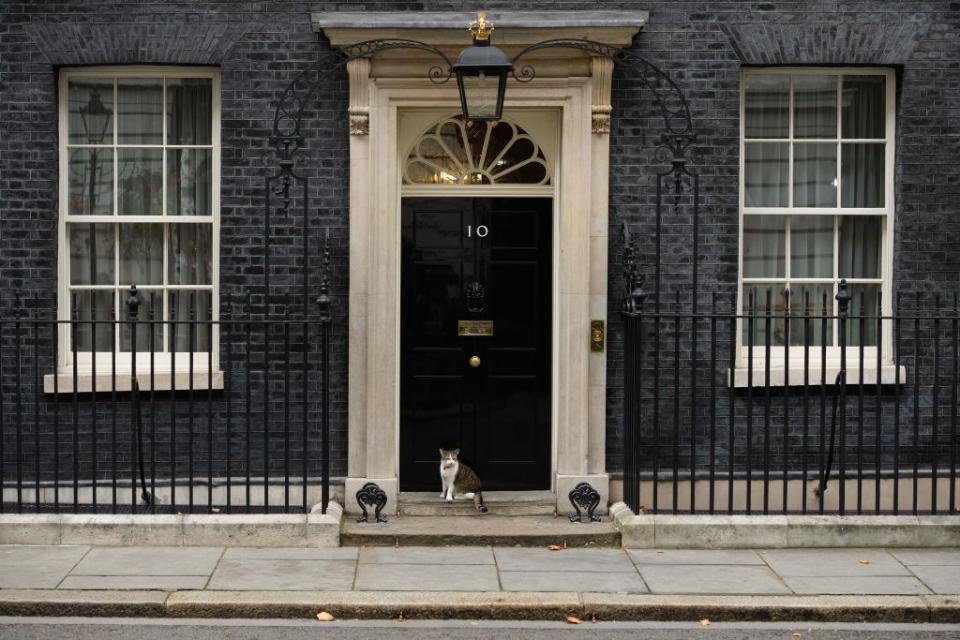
[460,72,501,120]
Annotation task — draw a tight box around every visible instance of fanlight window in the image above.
[404,117,550,185]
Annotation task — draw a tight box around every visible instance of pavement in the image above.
[0,545,958,621]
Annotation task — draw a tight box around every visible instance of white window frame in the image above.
[52,66,221,389]
[734,67,898,386]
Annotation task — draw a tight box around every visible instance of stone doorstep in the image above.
[0,590,958,622]
[609,502,960,549]
[0,502,343,547]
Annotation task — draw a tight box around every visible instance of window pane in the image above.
[745,75,788,138]
[120,289,163,352]
[845,283,881,347]
[742,284,786,347]
[167,149,212,215]
[841,143,884,207]
[842,75,885,139]
[70,290,114,351]
[793,75,837,138]
[117,79,162,145]
[793,143,837,207]
[169,224,212,285]
[118,148,163,215]
[839,215,882,279]
[119,224,163,285]
[167,78,212,145]
[68,149,114,215]
[168,291,211,352]
[789,283,834,347]
[69,223,114,285]
[744,143,788,207]
[68,79,113,145]
[790,215,834,278]
[743,215,785,278]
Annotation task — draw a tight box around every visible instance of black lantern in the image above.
[451,13,513,122]
[79,89,112,145]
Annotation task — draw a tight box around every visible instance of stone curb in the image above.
[0,590,958,622]
[609,502,960,548]
[0,502,343,547]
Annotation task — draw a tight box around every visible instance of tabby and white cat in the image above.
[439,448,488,513]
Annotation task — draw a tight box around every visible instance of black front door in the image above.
[400,197,552,491]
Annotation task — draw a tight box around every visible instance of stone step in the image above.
[398,490,557,517]
[341,514,620,548]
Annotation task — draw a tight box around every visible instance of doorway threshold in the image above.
[399,490,556,517]
[342,513,619,548]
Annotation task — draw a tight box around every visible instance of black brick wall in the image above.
[0,1,957,494]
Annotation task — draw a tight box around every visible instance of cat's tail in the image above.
[473,491,488,513]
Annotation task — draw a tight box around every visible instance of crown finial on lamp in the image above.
[469,12,494,42]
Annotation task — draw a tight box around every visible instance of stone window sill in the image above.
[43,371,224,394]
[728,364,905,389]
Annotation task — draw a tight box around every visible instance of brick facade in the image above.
[0,1,957,496]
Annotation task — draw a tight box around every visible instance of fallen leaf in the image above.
[656,550,664,554]
[565,615,582,625]
[547,544,562,551]
[792,633,802,638]
[315,612,334,622]
[700,619,711,626]
[210,507,221,513]
[859,560,871,565]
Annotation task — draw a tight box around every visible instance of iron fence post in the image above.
[317,229,332,515]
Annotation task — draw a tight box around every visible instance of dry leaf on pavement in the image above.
[565,615,582,625]
[315,612,334,622]
[547,544,562,551]
[700,619,711,626]
[859,560,871,565]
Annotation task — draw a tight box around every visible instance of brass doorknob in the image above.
[469,355,481,368]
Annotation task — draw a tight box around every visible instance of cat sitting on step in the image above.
[439,448,488,513]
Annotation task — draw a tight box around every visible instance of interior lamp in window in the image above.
[451,12,513,122]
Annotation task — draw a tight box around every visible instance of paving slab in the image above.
[891,549,960,566]
[0,545,89,589]
[359,546,494,565]
[70,546,223,576]
[909,565,960,595]
[221,547,358,561]
[353,563,500,591]
[627,549,763,565]
[494,547,634,572]
[638,564,791,594]
[58,575,209,590]
[499,570,648,593]
[759,549,910,577]
[206,558,356,591]
[783,576,933,595]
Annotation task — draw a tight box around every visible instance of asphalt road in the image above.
[1,618,959,640]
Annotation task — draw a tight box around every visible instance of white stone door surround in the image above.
[313,11,648,514]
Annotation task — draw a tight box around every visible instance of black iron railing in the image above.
[0,287,334,515]
[621,281,960,516]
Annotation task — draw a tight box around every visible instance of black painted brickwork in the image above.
[0,1,957,488]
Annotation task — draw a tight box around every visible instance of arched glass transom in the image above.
[404,116,550,186]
